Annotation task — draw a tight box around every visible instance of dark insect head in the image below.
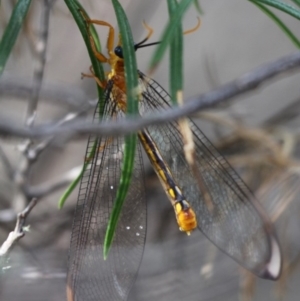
[114,45,123,58]
[114,39,160,59]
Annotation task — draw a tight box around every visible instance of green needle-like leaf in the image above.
[193,0,203,14]
[167,0,183,105]
[58,168,84,209]
[59,0,105,208]
[253,0,300,20]
[0,0,32,76]
[104,0,139,259]
[291,0,300,8]
[58,141,98,209]
[251,0,300,48]
[149,0,194,71]
[64,0,105,105]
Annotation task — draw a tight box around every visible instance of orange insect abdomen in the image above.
[174,202,197,235]
[109,58,128,111]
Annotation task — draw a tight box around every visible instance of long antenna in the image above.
[135,41,161,50]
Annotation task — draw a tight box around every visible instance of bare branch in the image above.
[0,2,57,259]
[0,76,91,109]
[0,143,14,179]
[0,51,299,139]
[31,112,84,159]
[26,0,53,125]
[0,199,37,257]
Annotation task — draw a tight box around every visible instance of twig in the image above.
[0,143,14,179]
[31,112,84,158]
[0,1,56,258]
[0,76,91,109]
[0,199,37,257]
[26,0,53,125]
[0,50,299,139]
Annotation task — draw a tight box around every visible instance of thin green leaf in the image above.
[251,0,300,48]
[167,0,183,104]
[0,0,32,76]
[193,0,203,14]
[254,0,300,20]
[103,134,137,260]
[58,140,98,209]
[58,168,84,209]
[64,0,105,107]
[149,0,194,71]
[104,0,138,259]
[291,0,300,8]
[111,1,139,115]
[59,0,105,208]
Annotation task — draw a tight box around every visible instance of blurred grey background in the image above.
[0,0,300,300]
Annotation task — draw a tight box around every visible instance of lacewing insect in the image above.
[67,13,282,301]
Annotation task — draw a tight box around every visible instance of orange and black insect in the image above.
[67,13,282,301]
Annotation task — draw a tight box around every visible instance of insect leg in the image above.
[86,19,115,55]
[81,66,107,89]
[183,17,201,35]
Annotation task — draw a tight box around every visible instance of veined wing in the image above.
[67,82,146,301]
[138,71,281,279]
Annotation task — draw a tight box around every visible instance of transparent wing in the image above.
[67,85,146,301]
[138,71,281,279]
